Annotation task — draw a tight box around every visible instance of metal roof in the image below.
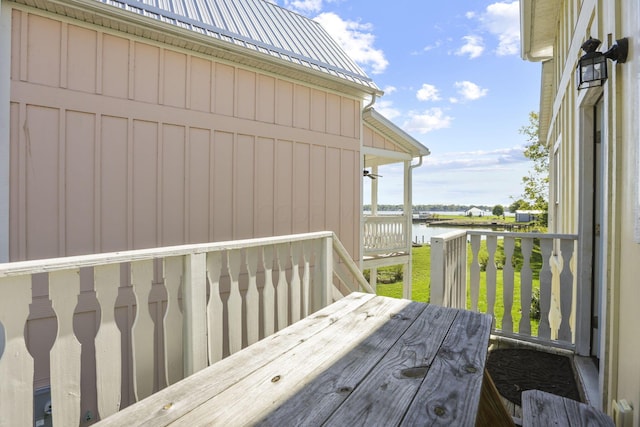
[98,0,379,90]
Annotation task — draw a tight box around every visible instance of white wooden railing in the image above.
[363,215,408,255]
[0,232,372,427]
[430,230,580,351]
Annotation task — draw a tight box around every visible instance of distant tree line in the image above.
[363,204,493,212]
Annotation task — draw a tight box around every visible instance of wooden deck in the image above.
[96,293,499,426]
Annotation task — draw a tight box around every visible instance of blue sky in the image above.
[274,0,542,207]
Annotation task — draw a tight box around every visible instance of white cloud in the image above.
[284,0,323,13]
[454,81,488,101]
[375,100,401,120]
[416,84,441,102]
[383,85,397,95]
[403,108,453,134]
[474,1,521,56]
[314,12,388,74]
[455,35,484,59]
[424,147,526,171]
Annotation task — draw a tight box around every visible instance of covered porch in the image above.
[361,108,430,300]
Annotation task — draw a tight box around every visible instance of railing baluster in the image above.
[502,237,515,333]
[538,238,553,339]
[486,235,497,323]
[94,264,122,418]
[130,260,155,400]
[49,270,82,426]
[262,246,276,337]
[301,242,311,317]
[227,250,243,355]
[163,257,183,385]
[467,235,480,313]
[519,238,533,335]
[0,276,33,427]
[206,252,223,364]
[275,244,290,331]
[558,239,575,342]
[245,247,260,346]
[290,242,302,323]
[184,253,208,373]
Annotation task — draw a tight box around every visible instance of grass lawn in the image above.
[373,241,541,334]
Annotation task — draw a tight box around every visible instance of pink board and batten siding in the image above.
[5,5,365,413]
[9,8,362,263]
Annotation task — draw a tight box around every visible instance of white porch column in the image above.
[0,1,10,262]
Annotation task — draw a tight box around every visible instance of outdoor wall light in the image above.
[577,37,628,90]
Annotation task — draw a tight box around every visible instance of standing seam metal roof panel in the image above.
[94,0,378,90]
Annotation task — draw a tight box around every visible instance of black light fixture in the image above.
[577,37,628,90]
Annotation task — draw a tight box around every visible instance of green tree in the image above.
[492,204,504,216]
[518,112,549,213]
[508,199,530,213]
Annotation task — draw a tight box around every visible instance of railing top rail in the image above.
[363,214,406,219]
[0,231,335,277]
[466,230,578,240]
[430,230,467,242]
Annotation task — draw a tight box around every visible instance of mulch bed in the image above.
[486,348,581,406]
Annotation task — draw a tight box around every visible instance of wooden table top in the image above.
[97,292,493,426]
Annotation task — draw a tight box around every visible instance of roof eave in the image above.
[10,0,382,98]
[363,108,430,158]
[520,0,558,62]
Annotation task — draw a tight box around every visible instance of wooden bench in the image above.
[522,389,614,427]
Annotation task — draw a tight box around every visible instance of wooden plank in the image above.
[475,370,515,427]
[49,269,82,427]
[226,249,243,355]
[94,264,122,418]
[400,310,493,426]
[162,257,183,385]
[169,295,417,426]
[130,260,155,401]
[521,389,614,427]
[319,304,459,426]
[206,251,223,364]
[0,276,34,427]
[245,247,260,346]
[258,301,429,426]
[94,292,376,426]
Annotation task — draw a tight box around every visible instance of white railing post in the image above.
[183,253,207,376]
[430,236,445,306]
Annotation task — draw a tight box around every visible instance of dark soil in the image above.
[486,348,581,406]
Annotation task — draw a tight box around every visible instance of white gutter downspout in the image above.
[360,92,377,282]
[401,155,423,299]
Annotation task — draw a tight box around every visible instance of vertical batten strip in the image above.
[0,276,33,427]
[163,257,184,385]
[226,249,243,355]
[49,269,81,426]
[184,253,207,373]
[245,247,260,346]
[262,246,275,337]
[94,264,122,419]
[519,238,533,335]
[502,237,515,333]
[275,244,289,330]
[206,251,223,364]
[130,260,155,400]
[289,242,301,323]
